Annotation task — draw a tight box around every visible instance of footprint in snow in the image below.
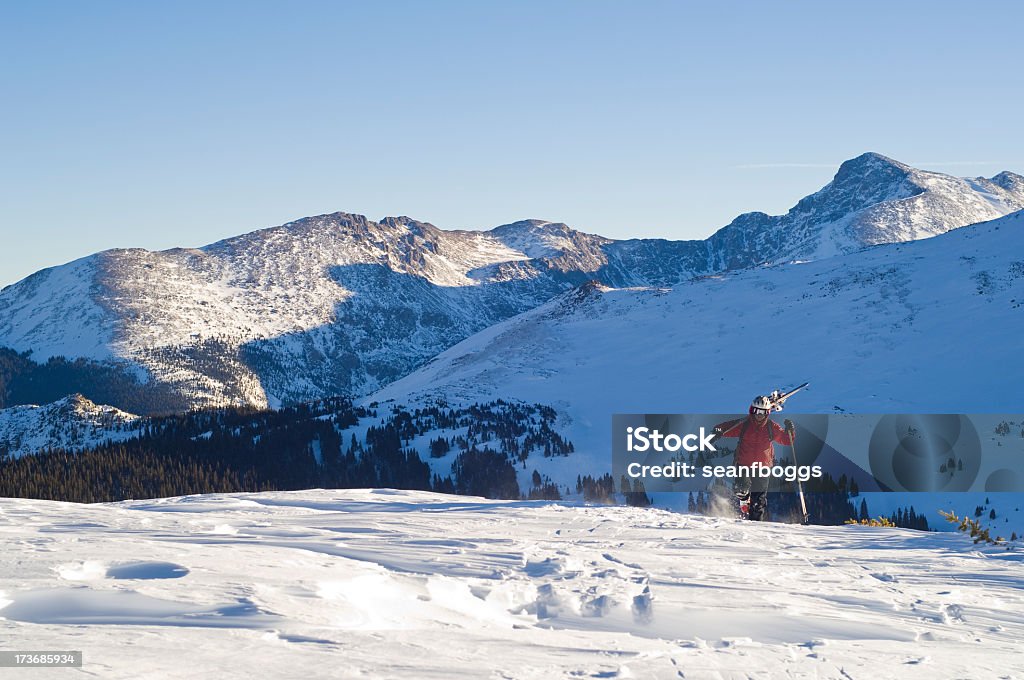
[106,561,190,580]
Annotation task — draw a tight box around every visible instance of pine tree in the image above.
[627,479,651,507]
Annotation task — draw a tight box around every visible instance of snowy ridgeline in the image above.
[0,154,1021,411]
[1,489,1021,679]
[0,394,141,459]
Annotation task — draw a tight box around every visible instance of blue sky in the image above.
[2,0,1022,286]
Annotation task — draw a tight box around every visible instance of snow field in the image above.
[2,489,1022,679]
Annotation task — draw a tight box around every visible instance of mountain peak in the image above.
[705,151,1024,269]
[491,219,568,234]
[379,215,434,229]
[833,152,913,185]
[489,220,581,258]
[62,393,95,409]
[990,171,1024,192]
[283,211,369,228]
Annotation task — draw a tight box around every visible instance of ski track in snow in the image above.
[1,489,1022,679]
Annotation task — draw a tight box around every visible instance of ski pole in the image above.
[790,430,809,525]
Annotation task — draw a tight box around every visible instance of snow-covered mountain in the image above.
[1,154,1020,412]
[0,394,140,459]
[373,209,1024,429]
[0,215,618,410]
[706,152,1024,267]
[370,209,1024,529]
[2,489,1021,679]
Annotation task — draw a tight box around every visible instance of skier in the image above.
[713,396,796,521]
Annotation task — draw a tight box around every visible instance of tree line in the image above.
[0,398,580,503]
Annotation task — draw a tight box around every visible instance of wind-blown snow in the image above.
[1,489,1020,679]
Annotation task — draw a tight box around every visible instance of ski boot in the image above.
[736,491,750,519]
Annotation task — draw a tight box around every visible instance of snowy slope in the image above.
[1,155,1020,412]
[0,257,117,361]
[373,210,1024,441]
[0,394,140,459]
[371,211,1024,526]
[0,489,1020,679]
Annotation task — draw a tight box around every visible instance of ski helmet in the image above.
[750,395,772,415]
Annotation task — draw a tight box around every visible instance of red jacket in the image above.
[715,415,793,467]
